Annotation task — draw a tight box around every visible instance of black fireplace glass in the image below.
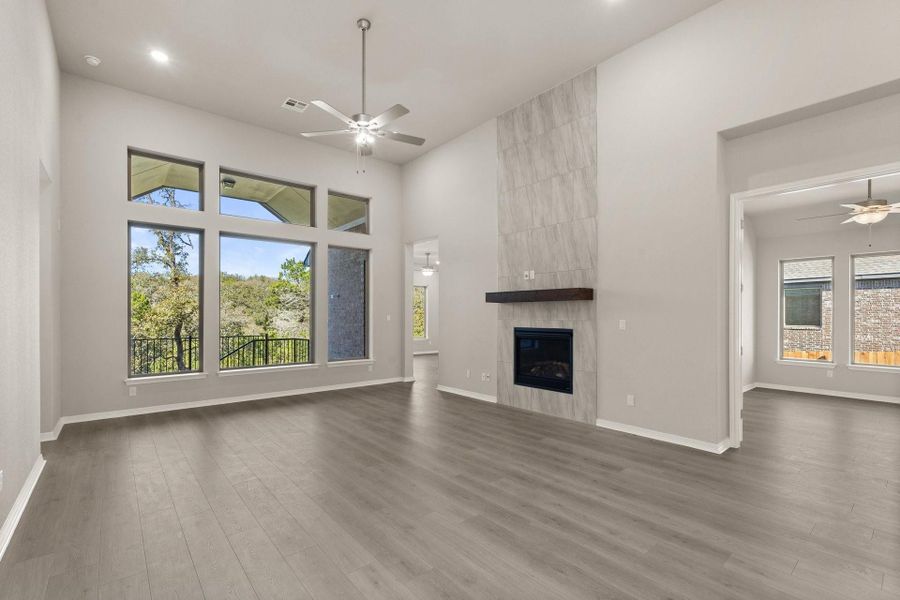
[514,327,573,394]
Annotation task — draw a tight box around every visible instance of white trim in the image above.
[754,382,900,405]
[402,377,416,383]
[0,455,45,563]
[413,351,439,356]
[847,364,900,373]
[218,363,320,377]
[40,419,63,442]
[51,377,404,433]
[125,372,208,385]
[776,359,836,369]
[742,383,757,393]
[436,385,497,404]
[326,359,375,368]
[595,419,730,454]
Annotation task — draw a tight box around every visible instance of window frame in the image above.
[413,284,428,340]
[327,190,370,234]
[778,256,834,363]
[327,245,371,362]
[850,250,900,369]
[218,167,316,227]
[128,148,204,211]
[127,221,205,378]
[218,232,317,371]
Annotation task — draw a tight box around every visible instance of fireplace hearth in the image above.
[514,328,573,394]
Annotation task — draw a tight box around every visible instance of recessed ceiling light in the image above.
[83,55,101,67]
[149,49,169,64]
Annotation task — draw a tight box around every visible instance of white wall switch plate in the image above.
[129,386,136,397]
[626,394,635,406]
[368,365,373,372]
[529,270,535,280]
[466,369,470,379]
[619,320,627,331]
[523,270,530,280]
[0,470,4,493]
[826,370,834,378]
[386,314,391,321]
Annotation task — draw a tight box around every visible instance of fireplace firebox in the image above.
[514,328,573,394]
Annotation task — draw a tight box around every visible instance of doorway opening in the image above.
[410,238,440,385]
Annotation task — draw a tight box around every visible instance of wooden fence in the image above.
[782,350,900,366]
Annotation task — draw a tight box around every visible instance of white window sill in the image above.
[776,359,835,369]
[327,359,374,368]
[847,364,900,374]
[125,372,208,385]
[218,363,320,377]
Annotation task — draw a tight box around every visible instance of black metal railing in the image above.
[130,336,201,375]
[219,334,311,370]
[130,335,310,375]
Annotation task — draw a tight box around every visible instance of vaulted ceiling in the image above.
[47,0,720,164]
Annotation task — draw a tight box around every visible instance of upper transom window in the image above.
[129,150,202,211]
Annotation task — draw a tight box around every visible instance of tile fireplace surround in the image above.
[496,69,598,424]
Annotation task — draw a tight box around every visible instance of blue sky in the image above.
[130,227,311,279]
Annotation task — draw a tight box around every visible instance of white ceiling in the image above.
[47,0,720,164]
[745,172,900,237]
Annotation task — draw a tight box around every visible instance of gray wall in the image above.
[495,70,598,424]
[0,0,59,526]
[753,225,900,399]
[412,270,439,354]
[58,74,404,422]
[400,121,498,397]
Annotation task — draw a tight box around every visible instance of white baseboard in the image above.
[753,382,900,405]
[46,377,405,436]
[0,454,45,563]
[402,377,416,383]
[595,419,729,454]
[413,351,439,356]
[436,385,497,404]
[40,418,63,442]
[742,383,757,393]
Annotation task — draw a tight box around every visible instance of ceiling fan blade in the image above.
[796,212,852,221]
[300,129,352,138]
[841,217,857,224]
[369,104,409,129]
[380,130,426,146]
[839,204,863,210]
[310,100,356,126]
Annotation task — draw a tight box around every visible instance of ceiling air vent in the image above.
[281,97,309,113]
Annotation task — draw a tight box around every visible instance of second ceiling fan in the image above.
[300,18,425,159]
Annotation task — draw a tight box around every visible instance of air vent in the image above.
[281,97,309,113]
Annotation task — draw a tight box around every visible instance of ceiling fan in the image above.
[417,253,437,277]
[299,18,425,162]
[798,179,900,225]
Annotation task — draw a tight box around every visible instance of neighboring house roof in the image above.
[784,254,900,282]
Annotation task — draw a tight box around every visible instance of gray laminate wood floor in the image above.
[2,355,899,599]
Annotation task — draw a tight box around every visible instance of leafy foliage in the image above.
[413,286,427,339]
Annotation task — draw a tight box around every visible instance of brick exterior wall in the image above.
[328,247,368,360]
[783,284,900,355]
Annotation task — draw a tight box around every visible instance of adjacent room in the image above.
[2,1,900,599]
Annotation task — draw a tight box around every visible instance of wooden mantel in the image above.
[485,288,594,303]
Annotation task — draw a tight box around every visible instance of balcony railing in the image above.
[130,335,310,375]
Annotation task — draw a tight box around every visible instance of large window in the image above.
[220,235,313,369]
[780,257,833,362]
[413,285,427,339]
[219,170,313,226]
[328,191,369,233]
[129,150,202,211]
[852,252,900,367]
[328,247,369,360]
[129,224,202,376]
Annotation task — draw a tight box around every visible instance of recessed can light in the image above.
[149,49,169,64]
[84,54,101,67]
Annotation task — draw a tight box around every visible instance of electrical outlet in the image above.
[826,370,834,378]
[466,369,470,379]
[626,394,635,407]
[485,373,491,382]
[529,270,535,280]
[619,320,627,331]
[129,386,137,397]
[523,270,530,280]
[368,365,373,372]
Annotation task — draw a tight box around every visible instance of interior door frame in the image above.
[728,160,900,449]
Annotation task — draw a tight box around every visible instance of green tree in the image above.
[267,257,311,337]
[413,286,426,339]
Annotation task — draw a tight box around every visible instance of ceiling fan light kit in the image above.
[299,18,426,171]
[800,178,900,226]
